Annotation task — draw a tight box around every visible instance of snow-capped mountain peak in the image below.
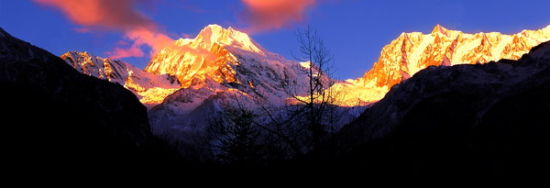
[193,24,264,54]
[145,25,272,88]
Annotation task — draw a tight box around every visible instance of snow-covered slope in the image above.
[329,25,550,106]
[61,52,180,106]
[146,25,329,136]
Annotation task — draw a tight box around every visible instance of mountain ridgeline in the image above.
[329,25,550,106]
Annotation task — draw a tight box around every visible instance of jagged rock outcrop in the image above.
[61,51,180,106]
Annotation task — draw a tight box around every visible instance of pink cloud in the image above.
[34,0,174,59]
[241,0,316,32]
[34,0,156,31]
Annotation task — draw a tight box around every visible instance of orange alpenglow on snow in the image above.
[61,24,550,108]
[327,25,550,107]
[145,24,264,88]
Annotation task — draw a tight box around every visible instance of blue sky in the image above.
[1,0,549,79]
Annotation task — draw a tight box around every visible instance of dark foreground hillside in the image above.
[313,41,550,176]
[0,28,183,170]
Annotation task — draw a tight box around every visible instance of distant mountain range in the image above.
[60,24,549,151]
[62,24,550,108]
[2,24,549,173]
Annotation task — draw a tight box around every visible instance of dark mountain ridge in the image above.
[313,40,550,175]
[0,28,181,169]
